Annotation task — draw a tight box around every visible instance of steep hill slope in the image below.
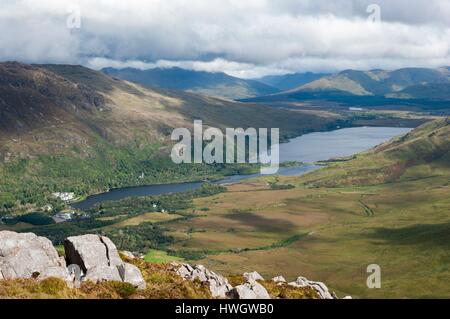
[102,67,279,100]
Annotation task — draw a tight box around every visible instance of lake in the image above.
[72,126,412,210]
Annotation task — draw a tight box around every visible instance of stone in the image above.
[228,281,271,299]
[243,271,264,282]
[343,296,353,299]
[271,275,286,283]
[288,276,335,299]
[121,251,135,259]
[0,231,69,281]
[64,234,123,273]
[84,265,122,283]
[174,263,232,298]
[64,234,146,289]
[118,263,146,290]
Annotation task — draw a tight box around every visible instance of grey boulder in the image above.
[84,265,122,283]
[118,263,147,290]
[0,231,69,281]
[64,234,123,272]
[174,263,232,298]
[271,275,286,283]
[228,281,271,299]
[64,234,146,289]
[288,276,335,299]
[243,271,264,282]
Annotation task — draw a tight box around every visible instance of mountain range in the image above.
[102,66,450,106]
[102,67,279,100]
[246,67,450,106]
[257,72,330,91]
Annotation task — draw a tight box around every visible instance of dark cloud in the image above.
[0,0,448,77]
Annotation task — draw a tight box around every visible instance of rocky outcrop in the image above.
[243,271,264,282]
[0,231,69,281]
[173,263,232,298]
[0,231,345,299]
[120,251,135,260]
[288,276,336,299]
[272,275,286,283]
[64,234,146,289]
[227,281,271,299]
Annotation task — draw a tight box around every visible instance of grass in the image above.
[144,249,184,264]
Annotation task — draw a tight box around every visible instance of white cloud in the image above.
[0,0,449,77]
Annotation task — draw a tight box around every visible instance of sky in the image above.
[0,0,449,78]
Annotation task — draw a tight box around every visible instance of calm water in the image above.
[280,126,412,162]
[72,126,411,210]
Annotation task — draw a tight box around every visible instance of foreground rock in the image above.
[64,234,146,289]
[0,231,69,281]
[288,276,336,299]
[243,271,264,282]
[272,275,286,283]
[173,263,232,298]
[227,281,271,299]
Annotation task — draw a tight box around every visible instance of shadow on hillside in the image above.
[224,211,297,233]
[368,222,450,248]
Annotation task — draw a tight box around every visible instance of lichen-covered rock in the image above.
[243,271,264,282]
[0,231,68,281]
[227,281,271,299]
[64,234,145,289]
[173,263,232,298]
[288,276,335,299]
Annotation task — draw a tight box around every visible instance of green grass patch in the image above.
[144,249,184,264]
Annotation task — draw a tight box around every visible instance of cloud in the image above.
[0,0,449,77]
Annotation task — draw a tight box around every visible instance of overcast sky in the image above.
[1,0,449,78]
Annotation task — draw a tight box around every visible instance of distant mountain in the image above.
[243,67,450,108]
[257,72,329,90]
[102,67,279,100]
[387,83,450,100]
[292,67,450,97]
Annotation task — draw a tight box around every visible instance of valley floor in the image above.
[164,174,450,298]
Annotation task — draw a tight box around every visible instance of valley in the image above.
[0,62,448,299]
[167,119,450,298]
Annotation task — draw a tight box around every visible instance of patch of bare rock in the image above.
[171,264,345,300]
